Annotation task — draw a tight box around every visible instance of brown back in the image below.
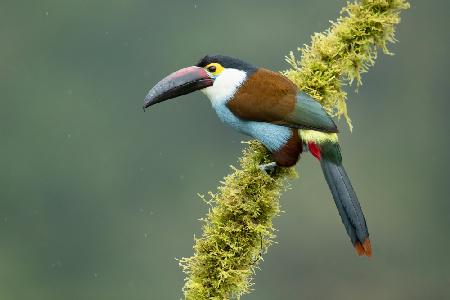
[226,68,298,123]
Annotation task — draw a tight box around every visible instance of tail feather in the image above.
[310,142,372,257]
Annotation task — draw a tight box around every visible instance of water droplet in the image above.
[51,260,62,268]
[45,11,49,16]
[93,273,99,278]
[144,233,148,239]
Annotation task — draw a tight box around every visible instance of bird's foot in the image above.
[258,162,278,175]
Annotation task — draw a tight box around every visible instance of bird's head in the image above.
[143,55,256,110]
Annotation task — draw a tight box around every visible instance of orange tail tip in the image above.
[354,242,365,256]
[354,238,372,257]
[363,238,372,257]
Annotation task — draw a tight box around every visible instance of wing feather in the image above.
[226,69,338,133]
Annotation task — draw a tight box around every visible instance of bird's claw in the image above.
[258,162,278,175]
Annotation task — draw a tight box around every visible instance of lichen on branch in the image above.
[284,0,410,130]
[180,1,409,299]
[180,142,296,299]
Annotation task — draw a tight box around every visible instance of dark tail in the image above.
[309,142,372,257]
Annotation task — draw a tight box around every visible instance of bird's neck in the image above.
[201,69,248,107]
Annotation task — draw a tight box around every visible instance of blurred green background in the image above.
[1,0,449,299]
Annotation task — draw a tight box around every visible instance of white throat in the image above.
[201,68,247,106]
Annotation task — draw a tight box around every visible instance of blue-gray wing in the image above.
[281,92,338,133]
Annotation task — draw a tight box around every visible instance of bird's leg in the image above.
[258,162,278,174]
[302,143,309,152]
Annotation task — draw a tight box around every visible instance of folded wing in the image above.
[226,68,338,133]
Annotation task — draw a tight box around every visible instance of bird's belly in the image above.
[212,103,292,152]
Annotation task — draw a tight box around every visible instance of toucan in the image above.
[143,55,371,257]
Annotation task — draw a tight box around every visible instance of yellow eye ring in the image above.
[205,63,224,75]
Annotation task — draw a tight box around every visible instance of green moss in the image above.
[284,0,410,130]
[180,142,296,299]
[180,1,409,299]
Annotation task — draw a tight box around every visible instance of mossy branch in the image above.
[179,1,409,299]
[180,142,296,299]
[284,0,410,130]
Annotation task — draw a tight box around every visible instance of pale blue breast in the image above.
[212,102,292,152]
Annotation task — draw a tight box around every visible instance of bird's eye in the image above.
[207,65,217,73]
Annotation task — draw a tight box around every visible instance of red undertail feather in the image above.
[354,238,372,257]
[308,143,321,160]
